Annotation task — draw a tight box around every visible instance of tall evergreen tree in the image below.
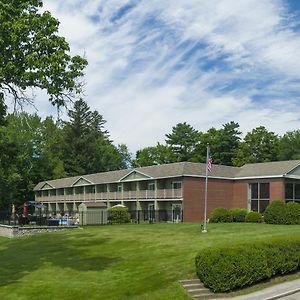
[62,99,125,176]
[165,122,199,162]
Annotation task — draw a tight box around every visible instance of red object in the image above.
[22,202,28,217]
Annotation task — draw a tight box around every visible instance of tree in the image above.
[0,113,44,209]
[133,143,175,167]
[38,117,66,180]
[191,122,241,165]
[117,144,132,169]
[233,126,279,166]
[218,121,241,165]
[278,130,300,160]
[0,0,87,109]
[62,99,126,176]
[165,122,199,162]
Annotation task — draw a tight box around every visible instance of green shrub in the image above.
[264,200,288,224]
[209,208,232,223]
[108,206,131,224]
[230,208,247,222]
[286,202,300,225]
[195,239,300,292]
[245,211,262,223]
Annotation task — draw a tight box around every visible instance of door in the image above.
[172,204,182,222]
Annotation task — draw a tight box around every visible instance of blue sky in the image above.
[37,0,300,152]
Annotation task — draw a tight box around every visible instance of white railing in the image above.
[36,188,182,202]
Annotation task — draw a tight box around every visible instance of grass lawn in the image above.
[0,223,300,300]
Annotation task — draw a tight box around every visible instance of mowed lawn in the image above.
[0,223,300,300]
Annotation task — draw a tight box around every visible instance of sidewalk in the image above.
[228,279,300,300]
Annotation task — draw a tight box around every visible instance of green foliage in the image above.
[209,208,232,223]
[133,143,174,167]
[108,206,131,224]
[233,126,279,166]
[230,208,247,222]
[264,200,288,224]
[278,130,300,160]
[245,211,262,223]
[195,239,300,292]
[62,99,126,176]
[0,0,87,108]
[165,122,199,162]
[264,200,300,225]
[286,202,300,225]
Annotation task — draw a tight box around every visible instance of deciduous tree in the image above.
[0,0,87,109]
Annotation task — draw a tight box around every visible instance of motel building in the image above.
[34,160,300,222]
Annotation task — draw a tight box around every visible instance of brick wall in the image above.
[182,177,286,222]
[270,179,285,201]
[183,177,234,222]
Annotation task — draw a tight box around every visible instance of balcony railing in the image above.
[36,188,182,202]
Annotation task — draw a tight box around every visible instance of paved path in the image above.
[181,278,300,300]
[227,279,300,300]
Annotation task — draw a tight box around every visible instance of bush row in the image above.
[264,200,300,224]
[209,208,262,223]
[209,200,300,224]
[195,238,300,292]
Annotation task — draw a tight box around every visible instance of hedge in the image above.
[264,200,300,224]
[209,208,232,223]
[245,211,262,223]
[230,208,247,222]
[195,238,300,292]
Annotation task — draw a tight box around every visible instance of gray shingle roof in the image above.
[34,160,300,191]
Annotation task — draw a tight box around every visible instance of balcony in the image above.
[36,188,183,202]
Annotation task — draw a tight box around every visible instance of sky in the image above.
[33,0,300,153]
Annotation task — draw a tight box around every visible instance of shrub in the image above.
[264,200,288,224]
[286,202,300,225]
[195,239,300,292]
[209,208,232,223]
[108,206,131,224]
[230,208,247,222]
[245,211,262,223]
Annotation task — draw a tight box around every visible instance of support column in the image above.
[154,180,158,210]
[121,183,124,205]
[107,184,111,208]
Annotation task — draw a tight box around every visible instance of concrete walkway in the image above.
[227,279,300,300]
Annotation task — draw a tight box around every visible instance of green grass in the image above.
[0,223,300,300]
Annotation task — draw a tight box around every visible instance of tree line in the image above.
[133,121,300,167]
[0,99,131,209]
[1,1,300,210]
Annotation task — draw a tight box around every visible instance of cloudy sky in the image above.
[37,0,300,153]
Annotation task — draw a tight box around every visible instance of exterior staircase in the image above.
[180,279,217,300]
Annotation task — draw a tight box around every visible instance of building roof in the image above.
[34,160,300,191]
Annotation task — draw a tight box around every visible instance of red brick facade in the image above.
[183,176,286,222]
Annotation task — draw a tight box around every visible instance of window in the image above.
[172,182,182,190]
[251,183,258,199]
[117,185,122,192]
[260,183,270,199]
[148,183,155,190]
[284,182,300,202]
[295,184,300,199]
[285,183,293,200]
[249,182,270,213]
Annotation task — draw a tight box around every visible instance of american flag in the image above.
[207,148,213,172]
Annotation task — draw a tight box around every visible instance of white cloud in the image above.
[37,0,300,152]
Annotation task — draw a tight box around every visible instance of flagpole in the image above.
[202,144,209,233]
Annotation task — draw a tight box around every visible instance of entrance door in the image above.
[172,204,182,222]
[148,203,155,222]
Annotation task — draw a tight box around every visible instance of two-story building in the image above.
[34,160,300,222]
